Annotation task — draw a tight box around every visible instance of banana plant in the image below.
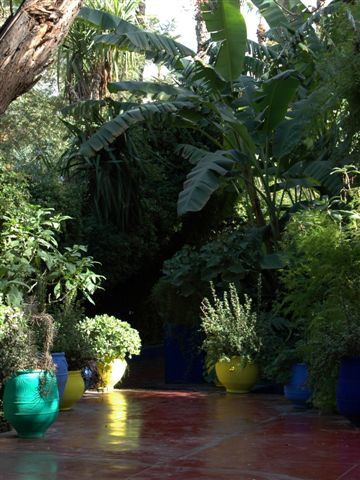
[67,0,345,247]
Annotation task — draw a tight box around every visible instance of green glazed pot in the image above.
[3,370,59,439]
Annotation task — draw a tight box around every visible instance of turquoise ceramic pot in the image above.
[3,370,59,438]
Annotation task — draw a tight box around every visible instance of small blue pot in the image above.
[336,356,360,426]
[164,324,204,384]
[51,352,68,399]
[284,363,312,408]
[82,367,93,390]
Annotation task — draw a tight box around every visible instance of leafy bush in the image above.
[200,283,261,368]
[153,227,266,328]
[0,163,29,218]
[256,312,297,385]
[0,303,38,384]
[277,209,360,411]
[78,314,141,363]
[0,203,104,308]
[52,304,92,370]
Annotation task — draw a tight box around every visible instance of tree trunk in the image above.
[0,0,83,115]
[136,0,146,81]
[136,1,146,25]
[193,0,209,56]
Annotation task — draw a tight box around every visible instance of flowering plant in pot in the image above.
[78,314,141,392]
[0,303,59,438]
[200,283,261,393]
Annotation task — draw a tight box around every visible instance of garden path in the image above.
[0,384,359,479]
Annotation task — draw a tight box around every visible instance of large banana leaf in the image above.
[270,177,320,193]
[177,145,235,215]
[79,101,193,157]
[108,81,194,98]
[202,0,247,82]
[282,160,342,195]
[250,0,289,30]
[273,88,334,159]
[78,7,195,58]
[247,39,278,61]
[304,160,342,194]
[78,6,129,30]
[181,60,227,93]
[255,70,300,133]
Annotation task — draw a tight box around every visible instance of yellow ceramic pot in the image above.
[60,370,85,411]
[215,356,259,393]
[97,359,127,392]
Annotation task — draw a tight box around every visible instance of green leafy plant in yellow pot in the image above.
[200,283,261,393]
[78,315,141,392]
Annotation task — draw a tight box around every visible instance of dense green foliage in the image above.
[52,303,92,370]
[0,201,103,308]
[78,314,141,362]
[1,0,360,413]
[276,210,360,410]
[0,305,37,382]
[0,78,67,166]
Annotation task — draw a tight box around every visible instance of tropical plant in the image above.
[78,314,141,363]
[0,304,38,384]
[0,75,67,167]
[0,203,104,308]
[200,283,261,368]
[70,0,350,257]
[0,161,29,218]
[276,208,360,411]
[59,0,147,103]
[59,1,196,226]
[152,221,284,332]
[52,303,92,370]
[0,302,58,409]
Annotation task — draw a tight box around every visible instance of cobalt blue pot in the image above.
[164,324,204,384]
[284,363,312,408]
[336,356,360,426]
[51,353,68,399]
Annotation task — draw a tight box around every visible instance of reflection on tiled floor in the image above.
[0,386,359,480]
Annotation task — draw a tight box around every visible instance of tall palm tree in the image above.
[194,0,209,55]
[59,0,144,102]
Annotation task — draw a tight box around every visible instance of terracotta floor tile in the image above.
[0,387,359,480]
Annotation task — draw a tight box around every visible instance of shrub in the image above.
[200,283,261,368]
[277,209,360,411]
[52,303,91,370]
[0,204,104,308]
[0,303,37,384]
[78,314,141,364]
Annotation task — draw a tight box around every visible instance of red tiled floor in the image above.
[0,388,359,480]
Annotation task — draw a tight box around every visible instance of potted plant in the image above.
[200,283,261,393]
[0,304,59,438]
[308,298,360,423]
[273,210,360,414]
[258,313,312,407]
[152,272,205,384]
[0,203,104,408]
[78,314,141,392]
[52,304,90,411]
